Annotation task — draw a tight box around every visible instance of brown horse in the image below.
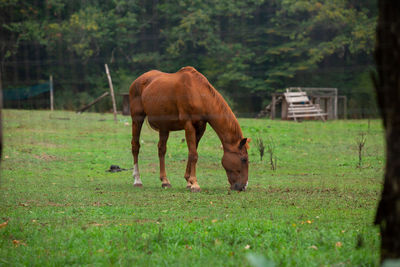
[129,66,250,192]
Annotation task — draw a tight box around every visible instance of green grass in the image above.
[0,110,384,266]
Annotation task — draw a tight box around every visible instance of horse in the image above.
[129,66,250,192]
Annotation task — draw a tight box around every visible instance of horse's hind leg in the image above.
[158,131,171,188]
[184,122,206,188]
[131,113,145,187]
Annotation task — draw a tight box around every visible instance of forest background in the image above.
[0,0,377,117]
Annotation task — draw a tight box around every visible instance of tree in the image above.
[1,0,378,116]
[0,70,2,167]
[254,0,376,88]
[374,0,400,261]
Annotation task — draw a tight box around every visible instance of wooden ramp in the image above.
[284,88,327,121]
[256,96,282,118]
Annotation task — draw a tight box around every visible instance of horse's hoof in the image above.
[190,187,201,193]
[133,183,143,187]
[162,183,172,188]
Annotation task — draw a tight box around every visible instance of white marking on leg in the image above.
[133,163,142,185]
[244,181,248,190]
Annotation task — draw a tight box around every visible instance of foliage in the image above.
[255,137,265,161]
[0,109,383,266]
[265,136,277,171]
[356,132,367,168]
[1,1,377,116]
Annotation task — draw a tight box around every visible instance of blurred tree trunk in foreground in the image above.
[0,70,2,166]
[374,0,400,261]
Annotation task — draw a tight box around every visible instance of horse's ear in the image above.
[246,138,251,149]
[239,138,250,149]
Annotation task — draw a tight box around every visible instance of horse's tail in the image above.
[129,77,159,132]
[129,71,164,131]
[129,75,147,125]
[129,70,162,99]
[129,77,142,99]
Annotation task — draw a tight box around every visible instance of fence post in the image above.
[270,94,276,120]
[334,88,338,120]
[105,64,117,123]
[50,75,54,111]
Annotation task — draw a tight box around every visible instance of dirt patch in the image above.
[266,186,339,194]
[36,142,64,148]
[92,201,113,207]
[86,219,157,228]
[34,153,58,161]
[134,219,157,224]
[47,202,66,207]
[19,201,71,207]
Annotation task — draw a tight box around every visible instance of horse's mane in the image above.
[179,67,243,141]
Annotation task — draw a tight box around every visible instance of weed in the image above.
[266,137,277,171]
[357,132,367,168]
[255,137,265,161]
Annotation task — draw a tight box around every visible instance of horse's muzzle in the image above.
[231,183,246,191]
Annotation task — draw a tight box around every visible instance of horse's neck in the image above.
[207,104,243,148]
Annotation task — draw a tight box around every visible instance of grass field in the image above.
[0,109,384,266]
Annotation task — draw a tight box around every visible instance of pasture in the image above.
[0,110,383,266]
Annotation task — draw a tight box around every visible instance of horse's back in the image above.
[130,67,209,131]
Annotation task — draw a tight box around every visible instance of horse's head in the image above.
[222,138,251,191]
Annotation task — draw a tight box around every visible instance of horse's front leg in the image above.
[158,131,171,188]
[184,122,201,192]
[184,122,206,189]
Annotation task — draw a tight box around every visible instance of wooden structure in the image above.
[76,91,109,113]
[266,87,347,120]
[284,88,327,121]
[77,92,131,115]
[49,75,54,111]
[76,64,120,117]
[104,64,117,123]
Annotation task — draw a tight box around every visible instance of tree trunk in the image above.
[0,68,3,166]
[374,0,400,261]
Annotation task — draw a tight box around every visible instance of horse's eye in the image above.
[241,158,248,163]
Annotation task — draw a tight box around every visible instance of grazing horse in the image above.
[129,66,250,192]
